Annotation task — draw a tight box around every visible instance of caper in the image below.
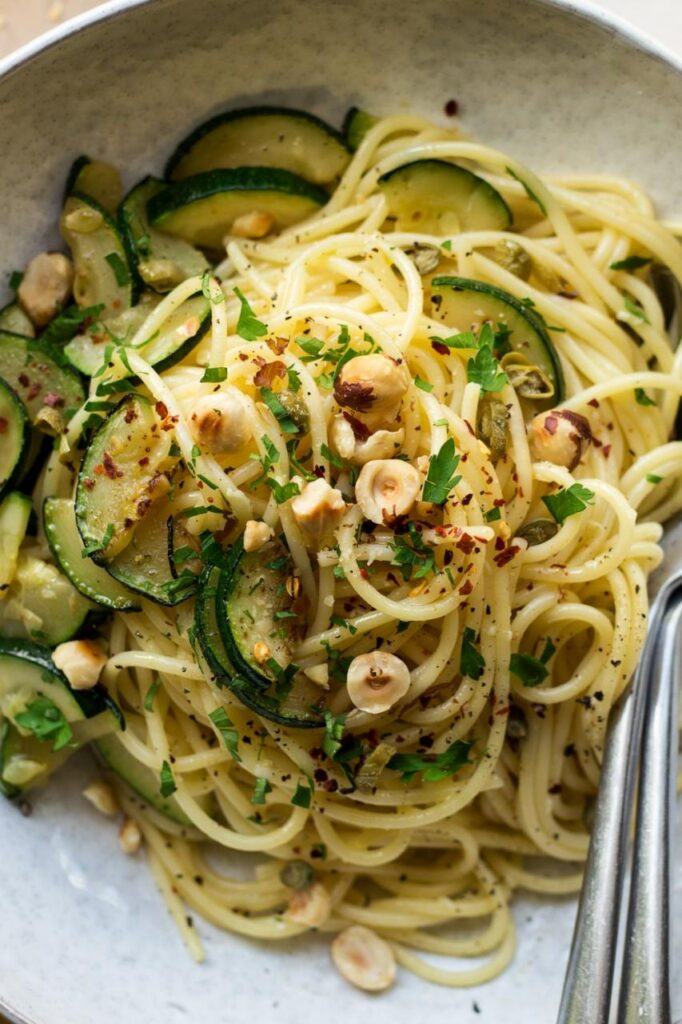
[505,362,554,399]
[280,859,315,891]
[477,397,509,461]
[355,741,396,792]
[278,390,310,434]
[493,239,532,281]
[406,244,441,276]
[516,519,558,546]
[507,704,527,740]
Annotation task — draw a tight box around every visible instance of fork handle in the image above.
[617,594,682,1024]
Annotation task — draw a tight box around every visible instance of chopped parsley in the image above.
[388,739,472,783]
[322,711,346,758]
[610,255,651,271]
[460,628,485,680]
[634,387,656,407]
[42,303,105,348]
[208,707,241,761]
[390,523,437,581]
[647,473,663,484]
[251,777,272,805]
[623,296,649,324]
[484,506,502,522]
[15,698,73,752]
[291,779,313,809]
[234,286,267,340]
[422,438,461,505]
[542,482,595,524]
[160,760,177,797]
[82,522,114,558]
[510,637,555,687]
[321,442,345,469]
[201,367,228,383]
[8,269,23,291]
[414,376,433,392]
[467,342,508,392]
[105,251,130,287]
[144,679,161,711]
[286,366,302,392]
[260,387,299,434]
[265,477,301,504]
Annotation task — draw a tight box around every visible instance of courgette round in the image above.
[196,558,324,730]
[430,275,564,401]
[44,497,140,611]
[342,107,377,151]
[0,330,85,424]
[61,192,137,314]
[379,159,512,234]
[165,106,350,186]
[0,378,30,499]
[148,168,327,250]
[0,302,35,338]
[64,156,123,215]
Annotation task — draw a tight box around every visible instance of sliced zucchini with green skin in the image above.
[196,555,324,729]
[0,302,35,337]
[0,380,30,498]
[43,498,140,611]
[0,553,94,645]
[342,107,378,151]
[148,168,327,250]
[65,156,123,215]
[107,496,196,606]
[166,106,350,187]
[61,193,136,315]
[120,177,209,293]
[430,275,564,402]
[96,731,207,826]
[0,492,32,595]
[0,331,85,424]
[0,638,117,796]
[63,293,160,376]
[75,393,176,563]
[379,159,512,234]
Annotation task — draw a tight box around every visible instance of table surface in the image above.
[0,1,680,1023]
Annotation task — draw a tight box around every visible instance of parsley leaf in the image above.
[286,366,302,392]
[484,507,502,522]
[234,287,267,340]
[510,652,548,687]
[647,473,663,484]
[160,760,177,797]
[260,387,299,434]
[144,679,160,711]
[209,707,241,761]
[610,255,651,271]
[460,628,485,680]
[422,438,461,505]
[201,367,227,383]
[389,523,436,581]
[623,296,649,324]
[105,252,130,287]
[42,303,105,348]
[82,522,114,558]
[251,777,272,805]
[414,376,433,392]
[634,387,656,407]
[265,477,301,504]
[467,343,508,392]
[291,779,313,808]
[542,483,595,524]
[322,711,346,758]
[15,698,73,752]
[388,739,472,783]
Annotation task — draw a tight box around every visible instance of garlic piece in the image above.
[355,459,421,525]
[243,520,274,552]
[190,388,252,454]
[291,478,345,541]
[334,354,409,430]
[83,780,119,817]
[119,817,142,855]
[231,211,275,239]
[331,925,397,992]
[18,252,74,327]
[529,409,592,471]
[330,415,404,465]
[346,651,411,714]
[287,881,332,928]
[52,640,107,690]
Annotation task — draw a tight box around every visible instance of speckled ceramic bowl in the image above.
[1,3,681,1023]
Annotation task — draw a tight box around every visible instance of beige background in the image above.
[0,0,682,60]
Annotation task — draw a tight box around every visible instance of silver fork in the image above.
[557,264,682,1024]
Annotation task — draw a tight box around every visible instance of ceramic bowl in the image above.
[1,2,681,1022]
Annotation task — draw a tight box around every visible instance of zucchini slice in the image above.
[0,331,85,424]
[107,496,196,606]
[0,302,35,337]
[65,156,123,215]
[62,296,159,376]
[0,379,30,498]
[166,106,350,186]
[148,168,327,250]
[0,638,113,796]
[120,177,209,293]
[430,276,564,401]
[342,107,378,151]
[379,159,511,234]
[61,193,136,315]
[0,492,32,595]
[43,497,139,611]
[75,393,176,563]
[0,553,93,646]
[196,550,324,729]
[96,732,209,826]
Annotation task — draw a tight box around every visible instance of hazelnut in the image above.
[346,651,411,713]
[355,459,421,525]
[52,640,107,690]
[330,415,405,465]
[529,409,592,471]
[291,478,346,541]
[82,781,119,817]
[286,881,332,928]
[119,817,142,855]
[231,211,275,239]
[331,925,397,992]
[243,520,274,552]
[334,354,409,430]
[190,388,252,454]
[18,252,74,327]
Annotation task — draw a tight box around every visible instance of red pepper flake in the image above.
[494,544,520,567]
[459,579,474,596]
[455,534,476,555]
[238,352,249,361]
[431,340,450,356]
[494,536,505,551]
[94,464,104,476]
[495,705,510,717]
[461,493,473,506]
[313,465,325,478]
[359,568,370,580]
[43,392,64,408]
[493,498,505,507]
[124,406,137,424]
[602,444,612,458]
[444,98,459,117]
[83,478,95,491]
[138,456,149,467]
[18,373,29,388]
[102,451,122,479]
[588,398,600,408]
[27,383,41,401]
[254,360,286,388]
[0,417,7,434]
[155,401,169,419]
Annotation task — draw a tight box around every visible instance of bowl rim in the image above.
[0,0,681,81]
[0,1,680,1023]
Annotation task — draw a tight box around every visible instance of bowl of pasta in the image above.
[1,0,681,1022]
